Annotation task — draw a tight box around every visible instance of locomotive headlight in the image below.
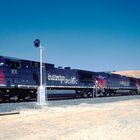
[0,62,4,66]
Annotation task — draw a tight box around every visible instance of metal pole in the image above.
[37,45,46,105]
[34,39,46,106]
[40,45,43,87]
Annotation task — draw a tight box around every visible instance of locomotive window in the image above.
[15,61,20,68]
[5,59,21,69]
[31,61,39,67]
[79,71,93,82]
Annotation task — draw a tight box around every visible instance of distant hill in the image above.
[112,70,140,78]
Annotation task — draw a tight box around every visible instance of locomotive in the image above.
[0,55,139,102]
[0,56,96,102]
[95,72,140,97]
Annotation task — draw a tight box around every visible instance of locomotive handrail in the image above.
[17,85,96,89]
[136,84,140,94]
[94,81,105,92]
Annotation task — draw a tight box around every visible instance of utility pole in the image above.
[33,39,46,105]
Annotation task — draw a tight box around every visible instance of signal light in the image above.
[33,39,40,47]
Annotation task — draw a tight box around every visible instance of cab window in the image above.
[5,59,21,69]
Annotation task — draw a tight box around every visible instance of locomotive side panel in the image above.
[47,68,78,87]
[107,74,130,89]
[96,72,139,96]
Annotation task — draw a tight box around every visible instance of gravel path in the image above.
[0,95,140,140]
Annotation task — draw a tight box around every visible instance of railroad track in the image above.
[0,95,140,113]
[0,92,139,104]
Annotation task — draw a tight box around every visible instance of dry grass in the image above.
[112,70,140,78]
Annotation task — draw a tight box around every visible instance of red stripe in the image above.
[0,70,5,84]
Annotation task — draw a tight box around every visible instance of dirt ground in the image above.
[0,99,140,140]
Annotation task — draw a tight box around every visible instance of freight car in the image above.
[95,72,140,97]
[0,56,96,102]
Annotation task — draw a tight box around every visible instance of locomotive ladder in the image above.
[94,81,105,93]
[137,84,140,94]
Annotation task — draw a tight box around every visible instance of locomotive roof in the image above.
[0,55,54,67]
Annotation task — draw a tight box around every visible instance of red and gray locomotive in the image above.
[95,72,140,97]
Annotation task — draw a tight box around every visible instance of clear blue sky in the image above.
[0,0,140,71]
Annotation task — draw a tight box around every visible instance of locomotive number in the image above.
[11,69,18,74]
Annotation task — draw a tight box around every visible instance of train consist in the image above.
[0,55,139,102]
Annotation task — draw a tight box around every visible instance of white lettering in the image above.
[48,74,78,84]
[120,81,130,86]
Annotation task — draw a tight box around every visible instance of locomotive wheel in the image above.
[87,92,93,98]
[0,96,2,102]
[24,95,31,101]
[83,93,88,98]
[0,92,4,102]
[10,95,19,102]
[108,92,112,96]
[2,96,9,103]
[103,92,107,97]
[93,91,97,98]
[88,93,93,98]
